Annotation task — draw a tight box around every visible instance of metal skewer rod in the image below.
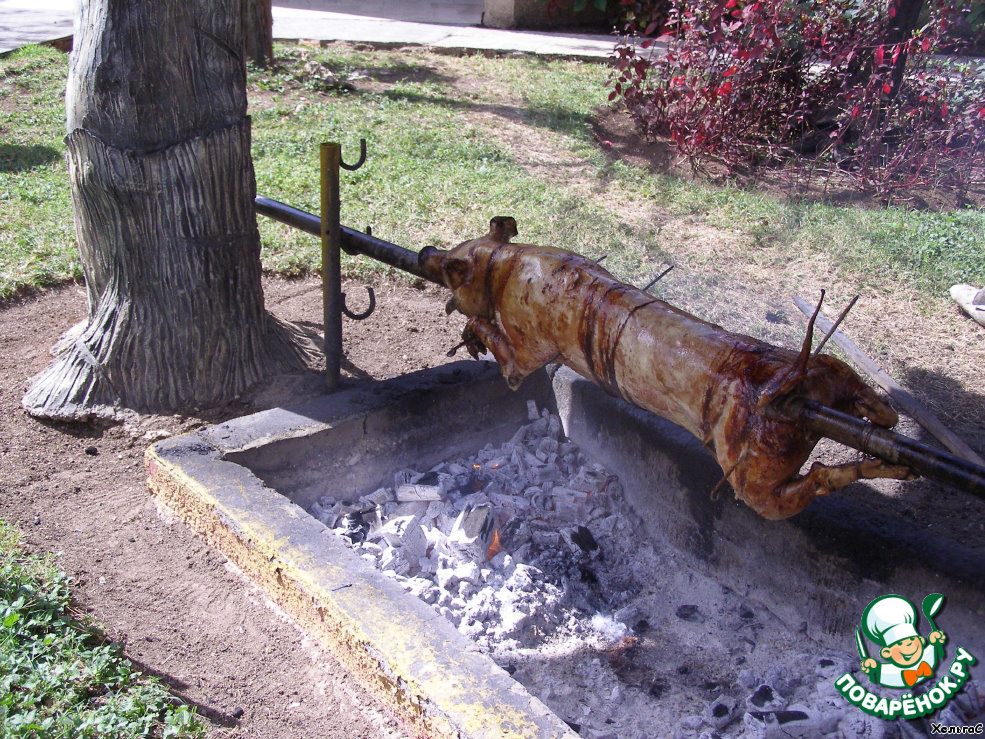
[256,195,438,283]
[813,295,858,357]
[642,265,674,292]
[778,398,985,499]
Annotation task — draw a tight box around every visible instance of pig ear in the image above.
[442,258,472,290]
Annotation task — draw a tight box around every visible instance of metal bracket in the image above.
[340,139,367,171]
[341,286,376,320]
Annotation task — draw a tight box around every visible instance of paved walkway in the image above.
[0,0,618,59]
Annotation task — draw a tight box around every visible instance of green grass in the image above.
[1,42,983,302]
[0,520,204,738]
[0,46,78,301]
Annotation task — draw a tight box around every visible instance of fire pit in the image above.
[147,361,985,737]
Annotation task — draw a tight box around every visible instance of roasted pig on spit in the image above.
[420,217,913,520]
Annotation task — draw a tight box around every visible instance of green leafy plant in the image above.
[0,521,204,738]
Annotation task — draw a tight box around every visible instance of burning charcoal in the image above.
[497,517,530,550]
[535,437,558,460]
[510,542,531,563]
[527,417,549,437]
[529,465,561,485]
[530,528,560,549]
[486,456,509,471]
[380,515,428,565]
[395,483,444,502]
[338,510,372,544]
[591,515,623,539]
[509,447,528,472]
[746,683,784,712]
[389,501,428,520]
[567,525,599,553]
[487,492,524,519]
[553,487,591,519]
[360,488,392,508]
[704,695,738,730]
[488,551,515,575]
[530,490,554,513]
[393,469,424,487]
[571,469,611,496]
[423,501,449,523]
[481,479,503,497]
[447,503,496,561]
[526,399,539,421]
[311,497,342,527]
[509,424,528,446]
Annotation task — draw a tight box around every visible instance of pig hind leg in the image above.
[762,458,915,519]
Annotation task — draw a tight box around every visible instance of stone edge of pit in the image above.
[144,365,577,739]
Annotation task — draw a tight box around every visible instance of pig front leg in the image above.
[464,316,555,390]
[463,317,525,389]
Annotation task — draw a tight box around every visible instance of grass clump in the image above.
[0,520,204,738]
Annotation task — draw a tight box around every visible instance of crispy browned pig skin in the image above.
[420,217,914,520]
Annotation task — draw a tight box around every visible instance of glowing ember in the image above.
[486,528,503,560]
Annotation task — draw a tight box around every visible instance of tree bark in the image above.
[244,0,274,68]
[887,0,925,95]
[23,0,317,421]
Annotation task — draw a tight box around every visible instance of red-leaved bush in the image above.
[611,0,985,194]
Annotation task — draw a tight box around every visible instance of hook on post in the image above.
[341,286,376,320]
[340,138,367,171]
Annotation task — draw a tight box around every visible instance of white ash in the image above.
[309,407,985,737]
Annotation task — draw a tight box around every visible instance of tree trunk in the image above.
[23,0,317,421]
[244,0,274,68]
[887,0,925,95]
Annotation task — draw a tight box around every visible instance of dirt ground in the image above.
[3,271,985,738]
[0,275,463,739]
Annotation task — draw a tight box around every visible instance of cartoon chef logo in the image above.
[857,593,946,689]
[837,592,976,720]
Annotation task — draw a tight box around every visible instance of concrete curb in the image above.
[146,363,576,739]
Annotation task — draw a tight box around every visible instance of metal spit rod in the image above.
[781,398,985,499]
[255,195,439,284]
[255,194,985,501]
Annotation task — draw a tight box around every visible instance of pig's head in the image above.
[418,217,518,318]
